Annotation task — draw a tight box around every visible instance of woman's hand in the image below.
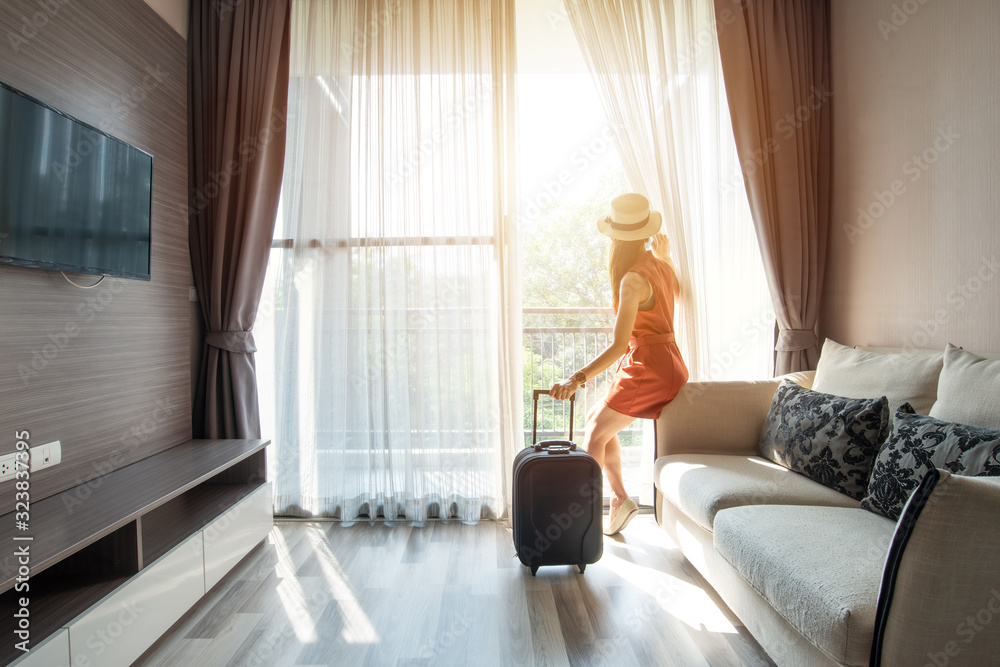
[550,378,580,401]
[650,233,671,261]
[650,233,680,289]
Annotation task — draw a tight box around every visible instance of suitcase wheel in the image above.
[530,565,539,576]
[577,563,586,574]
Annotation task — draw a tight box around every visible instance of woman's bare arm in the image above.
[550,272,649,400]
[650,233,679,292]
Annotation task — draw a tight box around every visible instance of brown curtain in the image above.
[714,0,832,375]
[188,0,291,438]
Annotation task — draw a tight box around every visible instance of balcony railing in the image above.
[522,307,643,449]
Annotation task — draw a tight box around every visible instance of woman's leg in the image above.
[603,433,627,513]
[584,403,636,516]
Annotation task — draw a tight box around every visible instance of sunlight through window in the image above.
[271,528,320,643]
[516,0,640,501]
[306,526,380,644]
[610,558,738,634]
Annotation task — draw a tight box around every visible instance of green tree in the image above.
[520,169,629,313]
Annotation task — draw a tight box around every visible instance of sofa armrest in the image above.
[654,371,814,458]
[872,470,1000,666]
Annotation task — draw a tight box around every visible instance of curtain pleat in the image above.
[714,0,832,374]
[188,0,291,439]
[259,0,519,522]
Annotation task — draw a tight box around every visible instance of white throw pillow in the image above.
[929,344,1000,429]
[812,339,943,414]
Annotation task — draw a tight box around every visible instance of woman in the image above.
[550,193,688,535]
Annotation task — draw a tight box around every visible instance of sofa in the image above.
[653,341,1000,667]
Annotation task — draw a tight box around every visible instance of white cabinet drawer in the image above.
[10,628,69,667]
[204,482,272,591]
[67,532,205,667]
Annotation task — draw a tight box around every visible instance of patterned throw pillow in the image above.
[861,404,1000,520]
[758,380,890,500]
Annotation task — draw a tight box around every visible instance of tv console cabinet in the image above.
[0,439,272,667]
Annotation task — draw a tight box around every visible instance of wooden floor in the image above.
[134,516,775,666]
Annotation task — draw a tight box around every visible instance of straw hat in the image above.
[596,193,662,241]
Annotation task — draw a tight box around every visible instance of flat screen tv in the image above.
[0,81,153,281]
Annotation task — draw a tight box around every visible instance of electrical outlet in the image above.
[30,441,62,472]
[0,453,20,483]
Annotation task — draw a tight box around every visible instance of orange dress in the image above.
[603,251,689,420]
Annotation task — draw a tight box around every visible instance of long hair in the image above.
[608,239,646,310]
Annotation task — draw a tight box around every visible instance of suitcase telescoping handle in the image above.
[531,389,575,448]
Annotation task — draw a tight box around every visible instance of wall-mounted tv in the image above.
[0,81,153,281]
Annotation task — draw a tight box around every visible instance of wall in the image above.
[143,0,201,406]
[821,0,1000,354]
[0,0,190,509]
[142,0,188,38]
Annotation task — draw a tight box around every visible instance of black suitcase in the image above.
[512,389,603,575]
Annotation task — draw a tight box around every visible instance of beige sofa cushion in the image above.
[812,339,943,414]
[714,505,896,667]
[929,344,1000,429]
[654,454,859,532]
[863,345,1000,362]
[655,372,813,459]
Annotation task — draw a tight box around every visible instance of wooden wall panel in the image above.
[0,0,191,509]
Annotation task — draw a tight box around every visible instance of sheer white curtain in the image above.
[565,0,773,506]
[258,0,520,521]
[565,0,773,386]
